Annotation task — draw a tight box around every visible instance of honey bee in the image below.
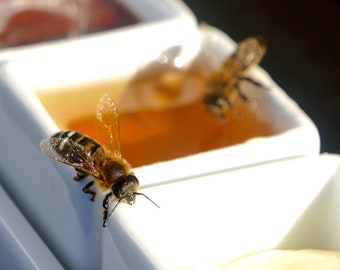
[40,94,159,227]
[203,36,266,118]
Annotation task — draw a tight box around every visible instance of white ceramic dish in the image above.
[0,21,325,270]
[104,154,340,269]
[0,185,63,269]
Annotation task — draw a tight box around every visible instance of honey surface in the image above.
[68,100,276,167]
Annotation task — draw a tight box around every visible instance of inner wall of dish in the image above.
[35,54,296,168]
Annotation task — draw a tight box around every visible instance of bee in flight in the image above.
[203,36,266,119]
[40,94,159,227]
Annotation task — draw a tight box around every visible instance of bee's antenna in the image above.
[135,192,160,209]
[107,193,160,219]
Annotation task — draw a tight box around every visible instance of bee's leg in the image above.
[240,76,262,88]
[82,181,96,201]
[234,83,249,102]
[74,169,89,181]
[206,95,232,120]
[102,192,113,227]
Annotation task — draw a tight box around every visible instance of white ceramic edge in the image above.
[0,185,63,270]
[117,0,196,21]
[106,154,340,269]
[0,17,199,90]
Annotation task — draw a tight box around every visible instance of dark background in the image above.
[183,0,339,153]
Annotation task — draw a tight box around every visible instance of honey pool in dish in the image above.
[36,78,285,168]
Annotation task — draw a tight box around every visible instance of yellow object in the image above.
[217,249,340,270]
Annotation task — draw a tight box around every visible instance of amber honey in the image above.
[67,99,277,167]
[36,79,128,129]
[36,55,289,168]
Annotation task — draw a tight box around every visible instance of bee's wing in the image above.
[40,137,100,177]
[96,94,122,159]
[232,36,266,71]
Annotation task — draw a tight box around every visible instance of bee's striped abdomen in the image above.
[53,130,102,159]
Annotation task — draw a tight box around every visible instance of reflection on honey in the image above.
[68,99,276,167]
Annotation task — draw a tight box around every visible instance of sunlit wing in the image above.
[232,36,266,71]
[223,36,266,73]
[96,94,122,159]
[40,137,100,177]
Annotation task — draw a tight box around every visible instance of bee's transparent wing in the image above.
[96,94,122,159]
[40,137,100,177]
[232,36,266,71]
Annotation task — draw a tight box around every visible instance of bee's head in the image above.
[112,174,139,205]
[107,174,160,222]
[202,93,228,119]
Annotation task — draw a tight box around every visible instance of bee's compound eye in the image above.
[123,194,136,205]
[126,174,138,183]
[126,195,135,204]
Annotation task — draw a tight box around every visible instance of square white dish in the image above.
[0,22,322,269]
[1,25,320,185]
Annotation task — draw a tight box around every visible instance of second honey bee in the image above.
[40,94,159,227]
[203,36,266,118]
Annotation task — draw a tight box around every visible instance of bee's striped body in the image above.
[52,130,102,162]
[51,130,131,190]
